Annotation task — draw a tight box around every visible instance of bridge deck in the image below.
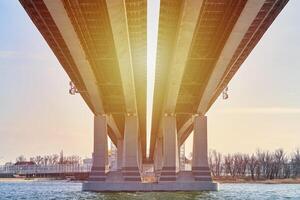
[20,0,147,159]
[149,0,289,160]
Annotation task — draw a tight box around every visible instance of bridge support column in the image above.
[117,139,123,171]
[122,115,141,181]
[192,115,212,181]
[138,135,143,170]
[160,116,179,181]
[154,137,163,178]
[89,115,108,181]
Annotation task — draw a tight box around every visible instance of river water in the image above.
[0,180,299,199]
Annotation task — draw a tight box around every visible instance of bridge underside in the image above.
[20,0,288,192]
[150,0,288,160]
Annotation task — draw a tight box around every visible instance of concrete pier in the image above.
[160,116,179,181]
[82,114,218,191]
[154,137,163,178]
[88,115,108,181]
[122,115,141,181]
[82,180,218,192]
[192,116,212,181]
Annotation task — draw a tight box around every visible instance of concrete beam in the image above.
[106,0,137,114]
[197,0,265,114]
[177,116,194,142]
[107,114,122,139]
[163,0,203,113]
[43,0,105,115]
[152,0,203,161]
[179,123,193,147]
[43,0,122,142]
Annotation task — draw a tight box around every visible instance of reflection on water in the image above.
[0,180,300,200]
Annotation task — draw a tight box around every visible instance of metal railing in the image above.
[0,164,92,175]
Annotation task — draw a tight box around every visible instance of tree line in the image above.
[14,151,82,166]
[208,149,300,180]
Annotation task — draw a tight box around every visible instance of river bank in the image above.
[0,177,67,182]
[214,177,300,184]
[1,177,300,184]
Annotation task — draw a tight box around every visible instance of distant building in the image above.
[14,161,36,166]
[179,143,186,170]
[109,141,117,171]
[4,162,13,166]
[82,158,92,165]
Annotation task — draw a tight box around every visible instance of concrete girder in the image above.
[106,0,137,114]
[178,116,194,146]
[177,0,288,146]
[197,0,265,114]
[107,114,122,139]
[43,0,105,115]
[163,0,203,114]
[124,0,147,161]
[179,123,193,147]
[151,0,203,160]
[176,0,266,146]
[43,0,121,141]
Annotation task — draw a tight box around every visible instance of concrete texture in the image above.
[117,139,123,171]
[160,116,179,181]
[122,115,141,181]
[89,115,108,181]
[83,171,218,191]
[154,137,163,177]
[192,116,212,181]
[82,181,218,192]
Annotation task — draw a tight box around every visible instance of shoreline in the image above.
[213,177,300,184]
[1,177,300,184]
[0,177,68,182]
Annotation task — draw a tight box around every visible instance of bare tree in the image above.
[273,149,285,178]
[213,150,222,177]
[50,154,59,165]
[43,155,50,166]
[291,148,300,177]
[208,150,222,177]
[232,154,241,177]
[224,154,234,176]
[16,155,26,163]
[241,154,249,176]
[34,155,43,165]
[248,154,258,180]
[283,156,291,178]
[13,148,300,180]
[208,150,215,176]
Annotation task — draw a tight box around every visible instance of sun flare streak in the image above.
[147,0,160,157]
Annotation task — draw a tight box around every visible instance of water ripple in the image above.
[0,181,299,200]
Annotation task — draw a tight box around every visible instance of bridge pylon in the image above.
[152,115,216,190]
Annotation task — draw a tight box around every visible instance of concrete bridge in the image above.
[20,0,288,191]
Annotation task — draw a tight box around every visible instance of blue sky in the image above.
[0,1,93,163]
[0,0,300,164]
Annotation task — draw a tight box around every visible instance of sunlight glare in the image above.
[147,0,160,157]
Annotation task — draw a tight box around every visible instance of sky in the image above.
[0,0,300,164]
